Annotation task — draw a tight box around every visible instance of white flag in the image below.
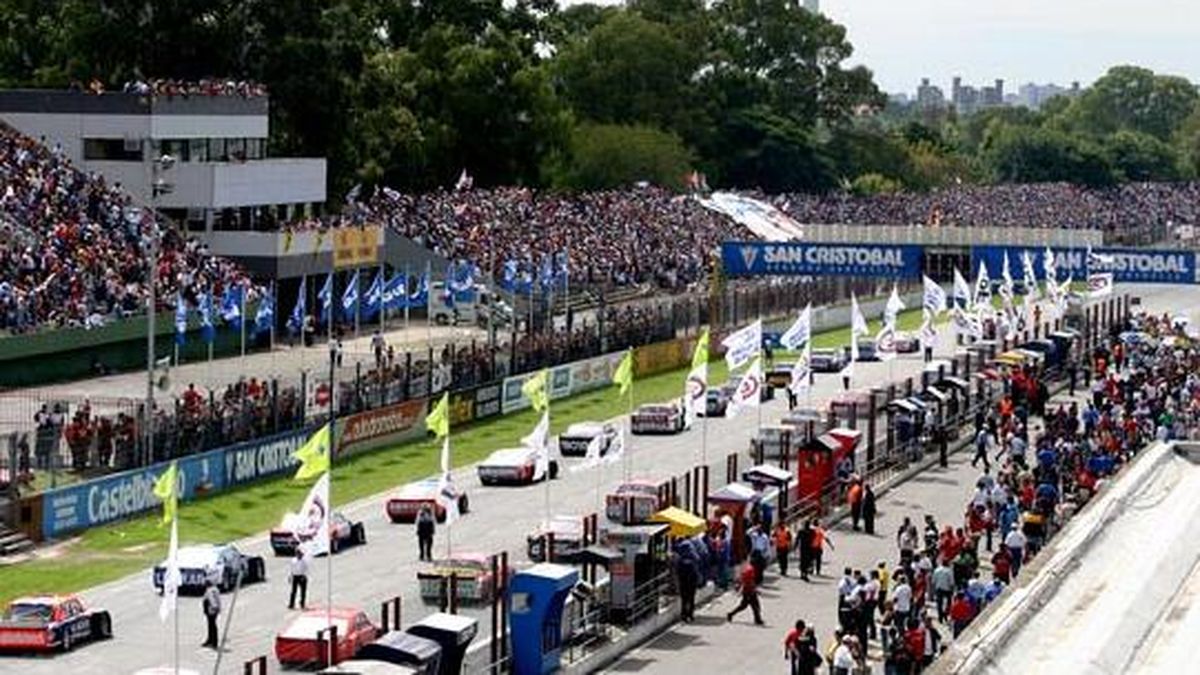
[158,518,180,623]
[522,411,551,481]
[437,438,460,524]
[683,361,706,429]
[875,321,897,362]
[1087,246,1115,269]
[290,472,331,557]
[789,343,812,395]
[922,275,947,316]
[840,333,857,382]
[603,424,626,465]
[953,267,972,310]
[920,309,938,352]
[1088,272,1114,298]
[1042,246,1057,282]
[1000,252,1015,307]
[884,285,906,327]
[1021,251,1040,300]
[850,293,869,337]
[728,357,764,416]
[953,307,983,339]
[721,319,762,370]
[973,261,992,307]
[779,304,812,351]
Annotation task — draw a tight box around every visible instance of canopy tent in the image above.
[650,507,706,539]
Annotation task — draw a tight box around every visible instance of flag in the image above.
[613,350,634,397]
[501,260,518,292]
[292,423,331,480]
[341,270,360,322]
[174,293,187,347]
[317,273,333,324]
[289,277,307,334]
[522,410,551,481]
[721,319,762,370]
[1000,252,1015,306]
[152,461,179,526]
[255,287,274,335]
[158,518,180,623]
[692,328,710,371]
[876,321,897,361]
[684,330,710,428]
[199,290,215,344]
[220,285,243,329]
[1043,246,1058,282]
[850,293,869,337]
[1021,251,1040,300]
[922,275,946,316]
[292,472,331,557]
[283,229,294,254]
[1087,246,1115,269]
[789,342,812,395]
[728,356,763,416]
[973,261,992,308]
[522,369,549,412]
[602,424,626,465]
[363,271,384,320]
[437,438,459,524]
[408,272,429,308]
[454,169,473,191]
[571,430,607,473]
[841,331,859,382]
[953,267,972,310]
[383,273,408,311]
[920,309,938,351]
[426,393,450,438]
[884,285,905,327]
[779,304,812,351]
[1088,272,1114,298]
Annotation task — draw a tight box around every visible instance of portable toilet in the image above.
[509,563,578,675]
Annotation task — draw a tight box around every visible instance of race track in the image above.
[1,284,1178,675]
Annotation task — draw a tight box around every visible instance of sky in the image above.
[561,1,1200,95]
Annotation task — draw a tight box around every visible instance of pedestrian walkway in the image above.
[601,450,987,674]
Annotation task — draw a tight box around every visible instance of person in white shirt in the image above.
[832,636,857,675]
[201,580,221,648]
[1005,528,1027,576]
[288,549,309,609]
[892,575,913,622]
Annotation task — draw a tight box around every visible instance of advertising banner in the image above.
[971,246,1197,285]
[332,226,381,269]
[633,338,691,377]
[338,399,426,454]
[474,383,502,421]
[567,351,627,395]
[722,241,924,278]
[448,389,476,426]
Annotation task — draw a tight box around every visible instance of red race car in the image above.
[0,595,112,653]
[385,478,469,524]
[275,607,382,667]
[417,553,510,605]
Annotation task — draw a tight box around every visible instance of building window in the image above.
[160,139,188,162]
[227,138,246,162]
[83,138,142,161]
[208,138,227,162]
[188,139,208,162]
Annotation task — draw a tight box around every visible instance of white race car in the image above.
[630,404,686,435]
[557,421,619,457]
[477,447,559,486]
[152,544,265,593]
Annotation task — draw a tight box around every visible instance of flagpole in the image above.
[326,341,337,667]
[172,516,179,675]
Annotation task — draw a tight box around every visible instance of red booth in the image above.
[795,428,861,503]
[706,482,761,562]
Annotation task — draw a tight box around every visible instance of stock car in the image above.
[765,362,794,388]
[810,348,847,372]
[895,332,920,353]
[703,388,730,417]
[385,478,469,524]
[526,515,587,563]
[605,480,666,524]
[152,544,266,593]
[274,607,383,666]
[630,403,686,435]
[557,421,619,457]
[476,447,559,485]
[270,511,367,556]
[417,553,510,604]
[721,374,775,403]
[0,595,112,653]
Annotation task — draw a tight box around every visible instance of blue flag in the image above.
[220,285,243,330]
[255,288,274,335]
[174,293,188,346]
[538,255,554,291]
[363,271,384,320]
[199,291,215,344]
[409,272,429,308]
[383,273,407,311]
[288,277,306,334]
[317,273,333,324]
[501,260,518,292]
[443,263,456,309]
[341,271,360,322]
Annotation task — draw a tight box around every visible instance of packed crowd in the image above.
[0,125,250,332]
[772,182,1200,236]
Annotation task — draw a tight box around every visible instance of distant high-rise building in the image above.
[804,0,820,14]
[916,78,946,109]
[1015,81,1084,109]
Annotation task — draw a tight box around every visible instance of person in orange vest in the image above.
[773,522,793,576]
[847,477,864,531]
[811,519,834,577]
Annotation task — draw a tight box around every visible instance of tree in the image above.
[1065,65,1199,141]
[545,122,693,191]
[709,107,835,193]
[1103,130,1183,182]
[983,125,1116,187]
[849,173,902,196]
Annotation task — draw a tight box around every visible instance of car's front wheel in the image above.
[91,612,112,640]
[549,461,560,480]
[351,523,367,546]
[458,495,470,514]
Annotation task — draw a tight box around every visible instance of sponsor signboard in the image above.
[448,389,475,426]
[722,241,924,278]
[633,338,691,377]
[568,351,627,395]
[972,246,1197,285]
[338,399,426,454]
[41,427,313,539]
[332,226,381,269]
[474,383,502,421]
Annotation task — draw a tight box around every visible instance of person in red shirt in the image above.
[904,619,926,668]
[727,560,763,625]
[991,547,1012,583]
[949,591,975,637]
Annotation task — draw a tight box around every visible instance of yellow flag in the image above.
[293,423,331,480]
[522,369,549,412]
[152,461,178,526]
[613,350,634,397]
[283,229,294,254]
[692,329,710,370]
[426,393,450,439]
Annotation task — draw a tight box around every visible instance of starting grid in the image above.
[721,241,1199,284]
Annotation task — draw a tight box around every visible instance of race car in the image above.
[476,447,559,485]
[152,543,266,593]
[274,607,382,667]
[630,403,686,435]
[810,348,847,372]
[417,553,509,604]
[385,478,469,524]
[721,375,775,403]
[526,515,586,563]
[270,511,367,557]
[557,421,619,457]
[894,332,920,353]
[765,362,794,388]
[605,480,667,524]
[0,595,112,653]
[703,388,729,417]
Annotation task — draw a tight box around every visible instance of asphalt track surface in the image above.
[1,284,1178,675]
